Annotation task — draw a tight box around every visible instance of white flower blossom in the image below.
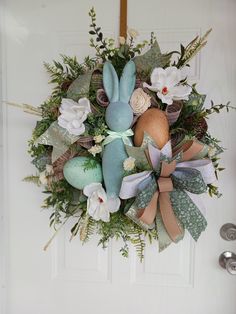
[39,164,54,185]
[83,183,120,222]
[88,145,102,156]
[143,66,192,105]
[208,146,217,158]
[39,171,48,185]
[119,36,126,45]
[45,164,54,175]
[127,28,139,39]
[130,88,151,115]
[93,135,105,144]
[123,157,136,171]
[58,97,91,135]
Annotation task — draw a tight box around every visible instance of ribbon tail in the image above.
[159,191,183,242]
[156,210,185,252]
[138,191,158,225]
[170,189,207,241]
[125,201,155,231]
[156,210,172,252]
[103,135,115,146]
[122,136,132,146]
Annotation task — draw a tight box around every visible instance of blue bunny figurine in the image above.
[102,60,136,198]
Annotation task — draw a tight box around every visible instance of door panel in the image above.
[1,0,236,313]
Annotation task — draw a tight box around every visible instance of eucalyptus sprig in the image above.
[204,101,235,115]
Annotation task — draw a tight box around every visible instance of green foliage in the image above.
[23,175,41,186]
[204,101,235,115]
[175,29,212,68]
[130,225,146,261]
[44,54,96,97]
[42,180,79,226]
[79,214,97,243]
[207,184,222,198]
[88,7,149,76]
[96,210,151,261]
[83,157,100,171]
[170,92,235,142]
[86,113,107,136]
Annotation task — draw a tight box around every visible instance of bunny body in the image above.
[102,61,136,197]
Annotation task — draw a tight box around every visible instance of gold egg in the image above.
[134,108,169,148]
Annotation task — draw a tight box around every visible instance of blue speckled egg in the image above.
[63,157,103,190]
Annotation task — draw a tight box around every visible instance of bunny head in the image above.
[103,61,136,132]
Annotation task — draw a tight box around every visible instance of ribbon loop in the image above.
[172,168,207,194]
[159,192,183,242]
[160,160,177,177]
[103,129,134,146]
[137,191,159,225]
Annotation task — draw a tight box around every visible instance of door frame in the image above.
[0,1,8,312]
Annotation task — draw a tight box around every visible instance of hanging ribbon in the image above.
[119,136,216,250]
[119,0,127,38]
[103,129,134,146]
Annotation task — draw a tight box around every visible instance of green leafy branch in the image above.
[23,175,41,186]
[204,101,235,115]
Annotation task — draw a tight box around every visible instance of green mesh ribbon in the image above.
[156,211,185,252]
[170,189,207,241]
[67,70,94,101]
[34,121,80,163]
[134,176,157,208]
[171,168,207,194]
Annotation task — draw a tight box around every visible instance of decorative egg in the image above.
[134,108,169,148]
[63,157,103,190]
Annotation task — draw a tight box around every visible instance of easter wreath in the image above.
[18,8,235,260]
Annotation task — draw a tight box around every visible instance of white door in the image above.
[1,0,236,313]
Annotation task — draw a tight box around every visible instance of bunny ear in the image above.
[119,60,136,103]
[103,62,119,102]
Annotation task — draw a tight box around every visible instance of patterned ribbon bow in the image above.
[119,137,216,250]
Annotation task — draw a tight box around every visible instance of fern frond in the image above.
[23,175,41,186]
[130,225,146,262]
[80,214,96,243]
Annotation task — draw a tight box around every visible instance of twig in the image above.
[4,101,42,116]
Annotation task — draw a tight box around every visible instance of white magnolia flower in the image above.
[130,88,151,115]
[88,145,102,156]
[83,183,120,222]
[119,36,126,45]
[58,98,91,135]
[143,66,192,105]
[93,135,105,144]
[127,28,139,39]
[123,157,136,171]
